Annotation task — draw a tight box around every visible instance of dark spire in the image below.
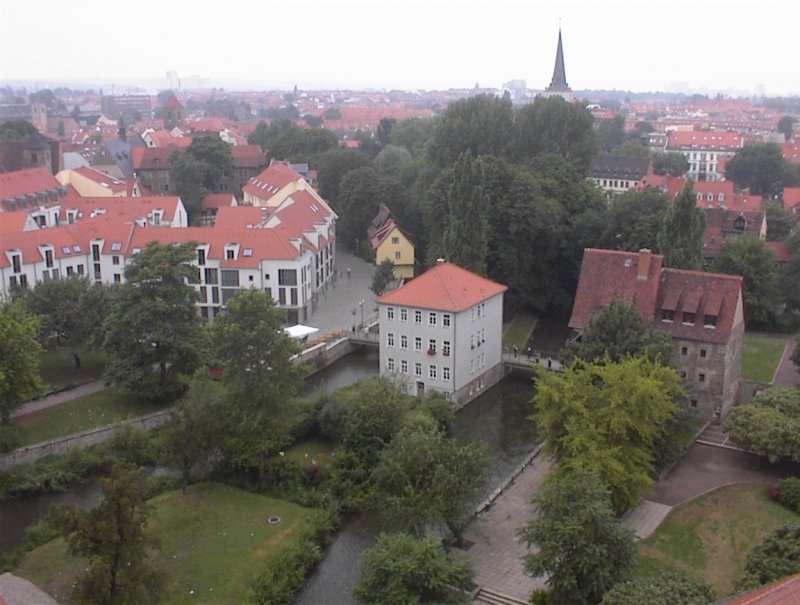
[547,29,571,92]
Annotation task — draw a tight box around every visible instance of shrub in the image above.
[0,515,62,571]
[144,472,182,499]
[777,477,800,512]
[0,424,21,453]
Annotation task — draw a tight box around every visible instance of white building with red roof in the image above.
[376,260,507,405]
[665,131,744,182]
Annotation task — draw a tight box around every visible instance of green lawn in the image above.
[503,312,539,349]
[12,389,166,447]
[283,436,338,468]
[38,349,108,391]
[17,482,321,604]
[637,483,799,598]
[742,335,786,383]
[529,312,573,355]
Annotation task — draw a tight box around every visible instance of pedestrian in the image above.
[513,345,519,358]
[526,346,532,359]
[347,267,351,279]
[546,357,552,369]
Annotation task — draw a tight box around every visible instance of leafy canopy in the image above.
[0,302,43,422]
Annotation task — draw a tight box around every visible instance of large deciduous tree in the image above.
[370,259,395,296]
[599,187,669,252]
[533,356,682,512]
[725,143,788,197]
[103,241,206,401]
[25,276,110,368]
[54,465,164,605]
[370,424,487,543]
[658,180,705,270]
[778,115,795,143]
[169,135,234,224]
[354,532,474,605]
[0,303,43,422]
[724,385,800,462]
[712,236,778,327]
[519,468,635,605]
[335,165,383,252]
[210,288,302,478]
[315,147,373,204]
[560,297,675,366]
[652,152,690,177]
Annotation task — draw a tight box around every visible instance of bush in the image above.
[144,472,182,499]
[0,424,21,453]
[0,515,62,571]
[777,477,800,512]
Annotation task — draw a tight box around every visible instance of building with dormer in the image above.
[570,248,744,418]
[368,204,415,279]
[376,261,506,406]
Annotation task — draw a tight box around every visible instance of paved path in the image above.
[10,380,106,419]
[0,572,57,605]
[462,455,551,602]
[622,500,673,540]
[771,332,798,387]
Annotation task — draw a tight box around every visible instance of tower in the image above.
[544,28,572,101]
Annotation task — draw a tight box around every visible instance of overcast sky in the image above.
[1,0,797,96]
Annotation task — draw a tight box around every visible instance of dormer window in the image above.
[197,249,206,265]
[111,242,122,252]
[62,246,71,255]
[718,193,725,202]
[734,216,745,231]
[704,314,717,328]
[11,254,21,273]
[73,245,81,253]
[682,312,696,324]
[661,309,674,322]
[243,248,253,257]
[226,249,235,260]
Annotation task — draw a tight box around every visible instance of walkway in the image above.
[0,572,57,605]
[10,380,106,419]
[771,333,798,387]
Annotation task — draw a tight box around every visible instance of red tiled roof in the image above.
[201,193,236,211]
[376,261,506,312]
[132,146,178,170]
[569,249,663,329]
[702,208,765,258]
[230,144,266,168]
[765,241,790,263]
[162,94,183,110]
[783,187,800,213]
[717,572,800,604]
[72,166,127,193]
[242,162,303,201]
[781,143,800,165]
[667,131,744,151]
[59,195,182,224]
[0,167,61,201]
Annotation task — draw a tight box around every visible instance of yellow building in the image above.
[56,166,130,197]
[369,204,415,279]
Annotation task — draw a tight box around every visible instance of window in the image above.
[204,268,218,284]
[681,346,688,356]
[414,310,422,324]
[19,274,28,288]
[76,264,84,276]
[387,306,395,320]
[111,242,122,252]
[387,333,395,347]
[414,337,422,352]
[44,249,53,268]
[73,245,81,253]
[387,358,395,371]
[682,312,696,324]
[243,248,253,257]
[442,341,450,356]
[414,362,422,377]
[112,255,120,265]
[661,309,674,322]
[679,370,687,379]
[226,248,235,260]
[400,335,408,349]
[92,244,100,261]
[698,373,706,383]
[429,365,437,379]
[401,360,408,374]
[429,312,437,326]
[428,339,436,354]
[392,236,399,244]
[443,314,451,327]
[690,399,698,408]
[443,367,450,381]
[700,348,707,359]
[61,246,71,255]
[704,315,717,327]
[278,269,297,286]
[66,266,74,276]
[113,274,121,283]
[11,255,21,273]
[221,270,239,287]
[395,251,401,260]
[400,308,407,322]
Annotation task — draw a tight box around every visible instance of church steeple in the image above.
[546,28,571,94]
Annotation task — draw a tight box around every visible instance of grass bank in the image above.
[11,389,166,447]
[636,483,799,598]
[503,312,538,349]
[17,482,323,604]
[742,335,786,383]
[38,349,108,391]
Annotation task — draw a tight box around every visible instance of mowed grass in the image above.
[283,436,338,469]
[12,389,166,447]
[637,483,800,598]
[38,349,108,391]
[742,335,786,383]
[503,312,539,349]
[17,483,321,604]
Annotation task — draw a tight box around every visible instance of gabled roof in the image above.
[569,249,663,330]
[590,156,650,180]
[783,187,800,213]
[71,166,127,194]
[716,572,800,604]
[132,145,179,170]
[666,131,743,151]
[0,167,62,202]
[201,193,236,211]
[702,207,765,257]
[376,261,506,312]
[242,162,302,201]
[162,94,183,110]
[230,144,266,168]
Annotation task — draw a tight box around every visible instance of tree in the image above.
[723,385,800,462]
[323,107,341,120]
[519,468,635,605]
[164,371,225,491]
[268,125,337,161]
[336,166,383,251]
[561,297,675,366]
[609,139,649,158]
[533,356,682,512]
[712,236,778,327]
[103,242,207,401]
[210,288,303,477]
[370,424,488,543]
[512,96,599,173]
[658,180,705,270]
[778,115,794,142]
[599,187,669,252]
[652,152,690,177]
[168,151,209,224]
[736,523,800,592]
[54,465,164,604]
[354,532,473,605]
[600,571,712,605]
[376,117,397,147]
[0,119,39,141]
[389,117,435,154]
[764,200,797,241]
[375,144,412,174]
[26,276,109,368]
[725,143,788,197]
[0,303,43,422]
[598,114,626,151]
[315,147,373,204]
[303,113,323,128]
[370,259,395,296]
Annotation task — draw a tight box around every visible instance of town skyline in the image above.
[1,0,799,97]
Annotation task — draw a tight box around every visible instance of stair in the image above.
[473,586,529,605]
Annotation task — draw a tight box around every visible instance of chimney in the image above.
[638,249,651,281]
[436,258,446,265]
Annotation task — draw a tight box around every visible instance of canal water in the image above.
[0,346,539,605]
